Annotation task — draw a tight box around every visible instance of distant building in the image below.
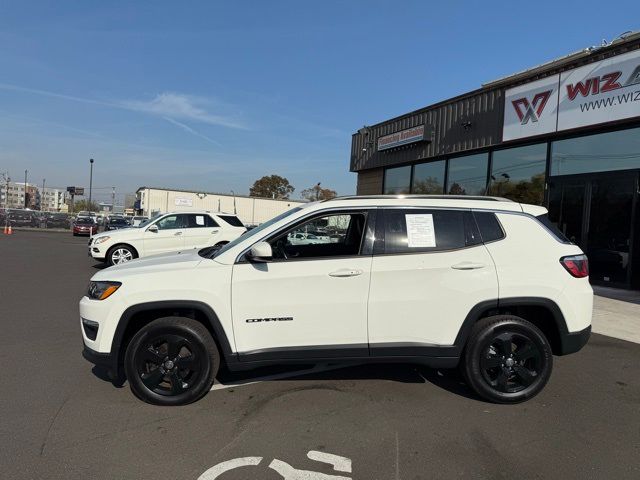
[41,187,66,212]
[1,182,39,209]
[135,187,306,226]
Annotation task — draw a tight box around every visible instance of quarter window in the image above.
[381,209,480,254]
[269,212,367,260]
[473,211,505,243]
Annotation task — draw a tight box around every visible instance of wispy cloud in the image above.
[122,92,245,130]
[0,83,245,146]
[162,117,222,146]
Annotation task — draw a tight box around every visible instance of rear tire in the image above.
[462,315,552,404]
[124,317,219,406]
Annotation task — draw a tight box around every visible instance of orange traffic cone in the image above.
[7,225,12,235]
[2,225,6,234]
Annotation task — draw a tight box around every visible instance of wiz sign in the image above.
[503,48,640,140]
[503,76,559,141]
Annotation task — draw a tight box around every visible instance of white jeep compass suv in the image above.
[88,211,246,265]
[80,196,592,405]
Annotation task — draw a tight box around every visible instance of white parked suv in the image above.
[80,196,592,405]
[88,211,246,266]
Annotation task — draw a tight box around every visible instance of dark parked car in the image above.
[104,217,131,231]
[44,213,72,229]
[73,217,98,236]
[8,209,40,227]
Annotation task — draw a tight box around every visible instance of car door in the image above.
[181,214,221,250]
[142,214,186,256]
[231,209,374,359]
[367,208,498,354]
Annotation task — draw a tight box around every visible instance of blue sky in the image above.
[0,1,637,203]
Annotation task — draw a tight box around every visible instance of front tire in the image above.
[107,244,137,266]
[462,315,552,404]
[124,317,219,406]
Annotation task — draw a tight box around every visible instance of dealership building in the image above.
[135,186,305,226]
[350,33,640,288]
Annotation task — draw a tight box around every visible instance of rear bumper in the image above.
[560,325,591,355]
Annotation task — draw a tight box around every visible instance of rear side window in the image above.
[473,211,505,243]
[380,209,480,254]
[536,214,571,243]
[184,214,219,228]
[218,215,244,227]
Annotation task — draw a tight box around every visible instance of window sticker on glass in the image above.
[405,214,436,248]
[195,215,205,226]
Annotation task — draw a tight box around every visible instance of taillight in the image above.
[560,254,589,278]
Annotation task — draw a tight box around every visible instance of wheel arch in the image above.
[455,297,570,356]
[111,300,234,377]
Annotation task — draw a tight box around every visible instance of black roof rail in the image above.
[324,195,513,202]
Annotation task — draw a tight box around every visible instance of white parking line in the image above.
[211,363,350,391]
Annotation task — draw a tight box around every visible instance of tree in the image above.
[301,183,337,201]
[249,175,295,200]
[73,199,100,212]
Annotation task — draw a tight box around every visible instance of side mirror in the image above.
[147,224,158,233]
[247,241,272,262]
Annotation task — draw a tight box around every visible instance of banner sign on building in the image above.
[174,197,193,207]
[558,49,640,131]
[503,76,560,141]
[378,125,425,151]
[504,49,640,140]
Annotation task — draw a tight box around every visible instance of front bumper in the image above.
[560,325,591,355]
[82,345,116,370]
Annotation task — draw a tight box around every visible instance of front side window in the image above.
[447,153,489,196]
[155,214,182,230]
[381,209,480,254]
[384,166,411,194]
[269,212,367,260]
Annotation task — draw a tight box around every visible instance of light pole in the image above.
[42,178,46,211]
[315,182,321,201]
[24,169,28,209]
[89,158,94,211]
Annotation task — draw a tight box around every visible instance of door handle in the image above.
[451,262,485,270]
[174,231,183,236]
[211,229,219,234]
[329,269,363,277]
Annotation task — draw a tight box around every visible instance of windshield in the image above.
[200,207,303,259]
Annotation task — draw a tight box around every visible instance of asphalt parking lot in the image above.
[1,231,640,479]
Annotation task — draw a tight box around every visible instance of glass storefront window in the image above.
[551,127,640,176]
[383,166,411,194]
[447,153,488,196]
[488,143,547,205]
[412,160,445,194]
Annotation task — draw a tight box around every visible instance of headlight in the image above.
[94,236,111,245]
[87,281,121,300]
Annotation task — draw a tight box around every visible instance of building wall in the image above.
[351,35,640,180]
[356,168,384,195]
[137,188,306,225]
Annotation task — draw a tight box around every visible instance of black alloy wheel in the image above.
[463,315,553,403]
[480,332,542,393]
[125,317,219,405]
[135,334,205,396]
